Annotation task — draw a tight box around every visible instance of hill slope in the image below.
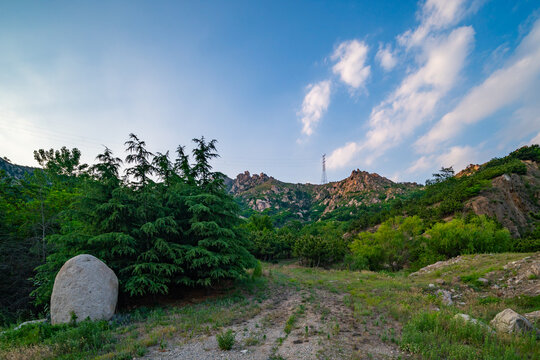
[228,169,419,224]
[0,157,34,179]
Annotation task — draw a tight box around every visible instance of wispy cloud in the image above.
[376,44,397,71]
[406,145,479,179]
[398,0,468,49]
[325,0,478,171]
[331,40,371,89]
[299,80,332,136]
[416,18,540,153]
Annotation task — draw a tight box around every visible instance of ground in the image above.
[0,253,538,359]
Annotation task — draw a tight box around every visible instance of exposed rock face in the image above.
[51,254,118,325]
[490,309,536,335]
[229,169,419,220]
[465,161,540,237]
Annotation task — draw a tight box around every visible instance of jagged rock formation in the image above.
[228,169,419,222]
[465,160,540,237]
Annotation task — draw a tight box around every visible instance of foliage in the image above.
[350,215,513,271]
[293,222,348,267]
[0,134,256,315]
[216,329,235,350]
[401,311,537,360]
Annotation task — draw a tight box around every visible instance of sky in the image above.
[0,0,539,185]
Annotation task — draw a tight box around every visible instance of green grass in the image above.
[0,277,268,359]
[216,329,235,350]
[266,253,540,360]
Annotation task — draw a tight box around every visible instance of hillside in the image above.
[0,157,34,179]
[228,169,419,224]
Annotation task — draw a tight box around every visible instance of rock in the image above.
[477,277,489,285]
[437,289,453,305]
[524,310,540,321]
[51,254,118,325]
[14,319,46,330]
[428,283,436,288]
[490,309,536,335]
[454,314,494,332]
[524,263,540,279]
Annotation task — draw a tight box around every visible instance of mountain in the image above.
[228,169,419,224]
[0,157,34,179]
[463,159,540,237]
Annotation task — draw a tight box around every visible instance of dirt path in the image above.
[141,285,404,360]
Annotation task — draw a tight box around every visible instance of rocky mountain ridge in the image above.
[228,169,420,223]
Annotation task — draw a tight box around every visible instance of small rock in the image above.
[491,284,500,290]
[435,278,445,285]
[240,349,248,354]
[437,289,453,305]
[477,278,489,285]
[490,309,537,335]
[428,283,436,288]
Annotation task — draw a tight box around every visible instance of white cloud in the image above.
[416,18,540,153]
[376,44,397,71]
[325,0,475,171]
[299,80,332,136]
[531,131,540,145]
[407,155,434,173]
[399,0,468,48]
[327,142,361,170]
[364,26,474,152]
[436,145,477,172]
[331,40,371,89]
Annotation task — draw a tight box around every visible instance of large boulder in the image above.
[490,308,536,335]
[51,254,118,325]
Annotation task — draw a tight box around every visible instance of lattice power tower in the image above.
[321,154,327,184]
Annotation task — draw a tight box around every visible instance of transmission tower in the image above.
[321,154,327,184]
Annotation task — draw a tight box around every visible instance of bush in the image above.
[216,329,235,350]
[293,233,348,267]
[349,215,513,271]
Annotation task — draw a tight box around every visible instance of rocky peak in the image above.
[230,171,273,194]
[456,164,481,178]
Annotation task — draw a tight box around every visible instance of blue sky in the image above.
[0,0,539,184]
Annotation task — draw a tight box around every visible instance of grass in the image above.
[266,252,540,359]
[0,277,267,359]
[1,253,538,359]
[216,329,235,350]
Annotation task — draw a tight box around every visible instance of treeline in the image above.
[0,134,255,326]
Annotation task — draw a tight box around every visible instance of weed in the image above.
[216,329,235,350]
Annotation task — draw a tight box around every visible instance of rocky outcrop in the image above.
[465,161,540,237]
[50,254,118,325]
[229,169,419,220]
[490,309,537,335]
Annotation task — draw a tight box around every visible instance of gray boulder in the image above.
[490,308,536,335]
[51,254,118,325]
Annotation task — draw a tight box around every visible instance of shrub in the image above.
[293,233,348,267]
[216,329,235,350]
[252,260,263,279]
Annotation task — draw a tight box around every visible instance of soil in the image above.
[140,285,404,360]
